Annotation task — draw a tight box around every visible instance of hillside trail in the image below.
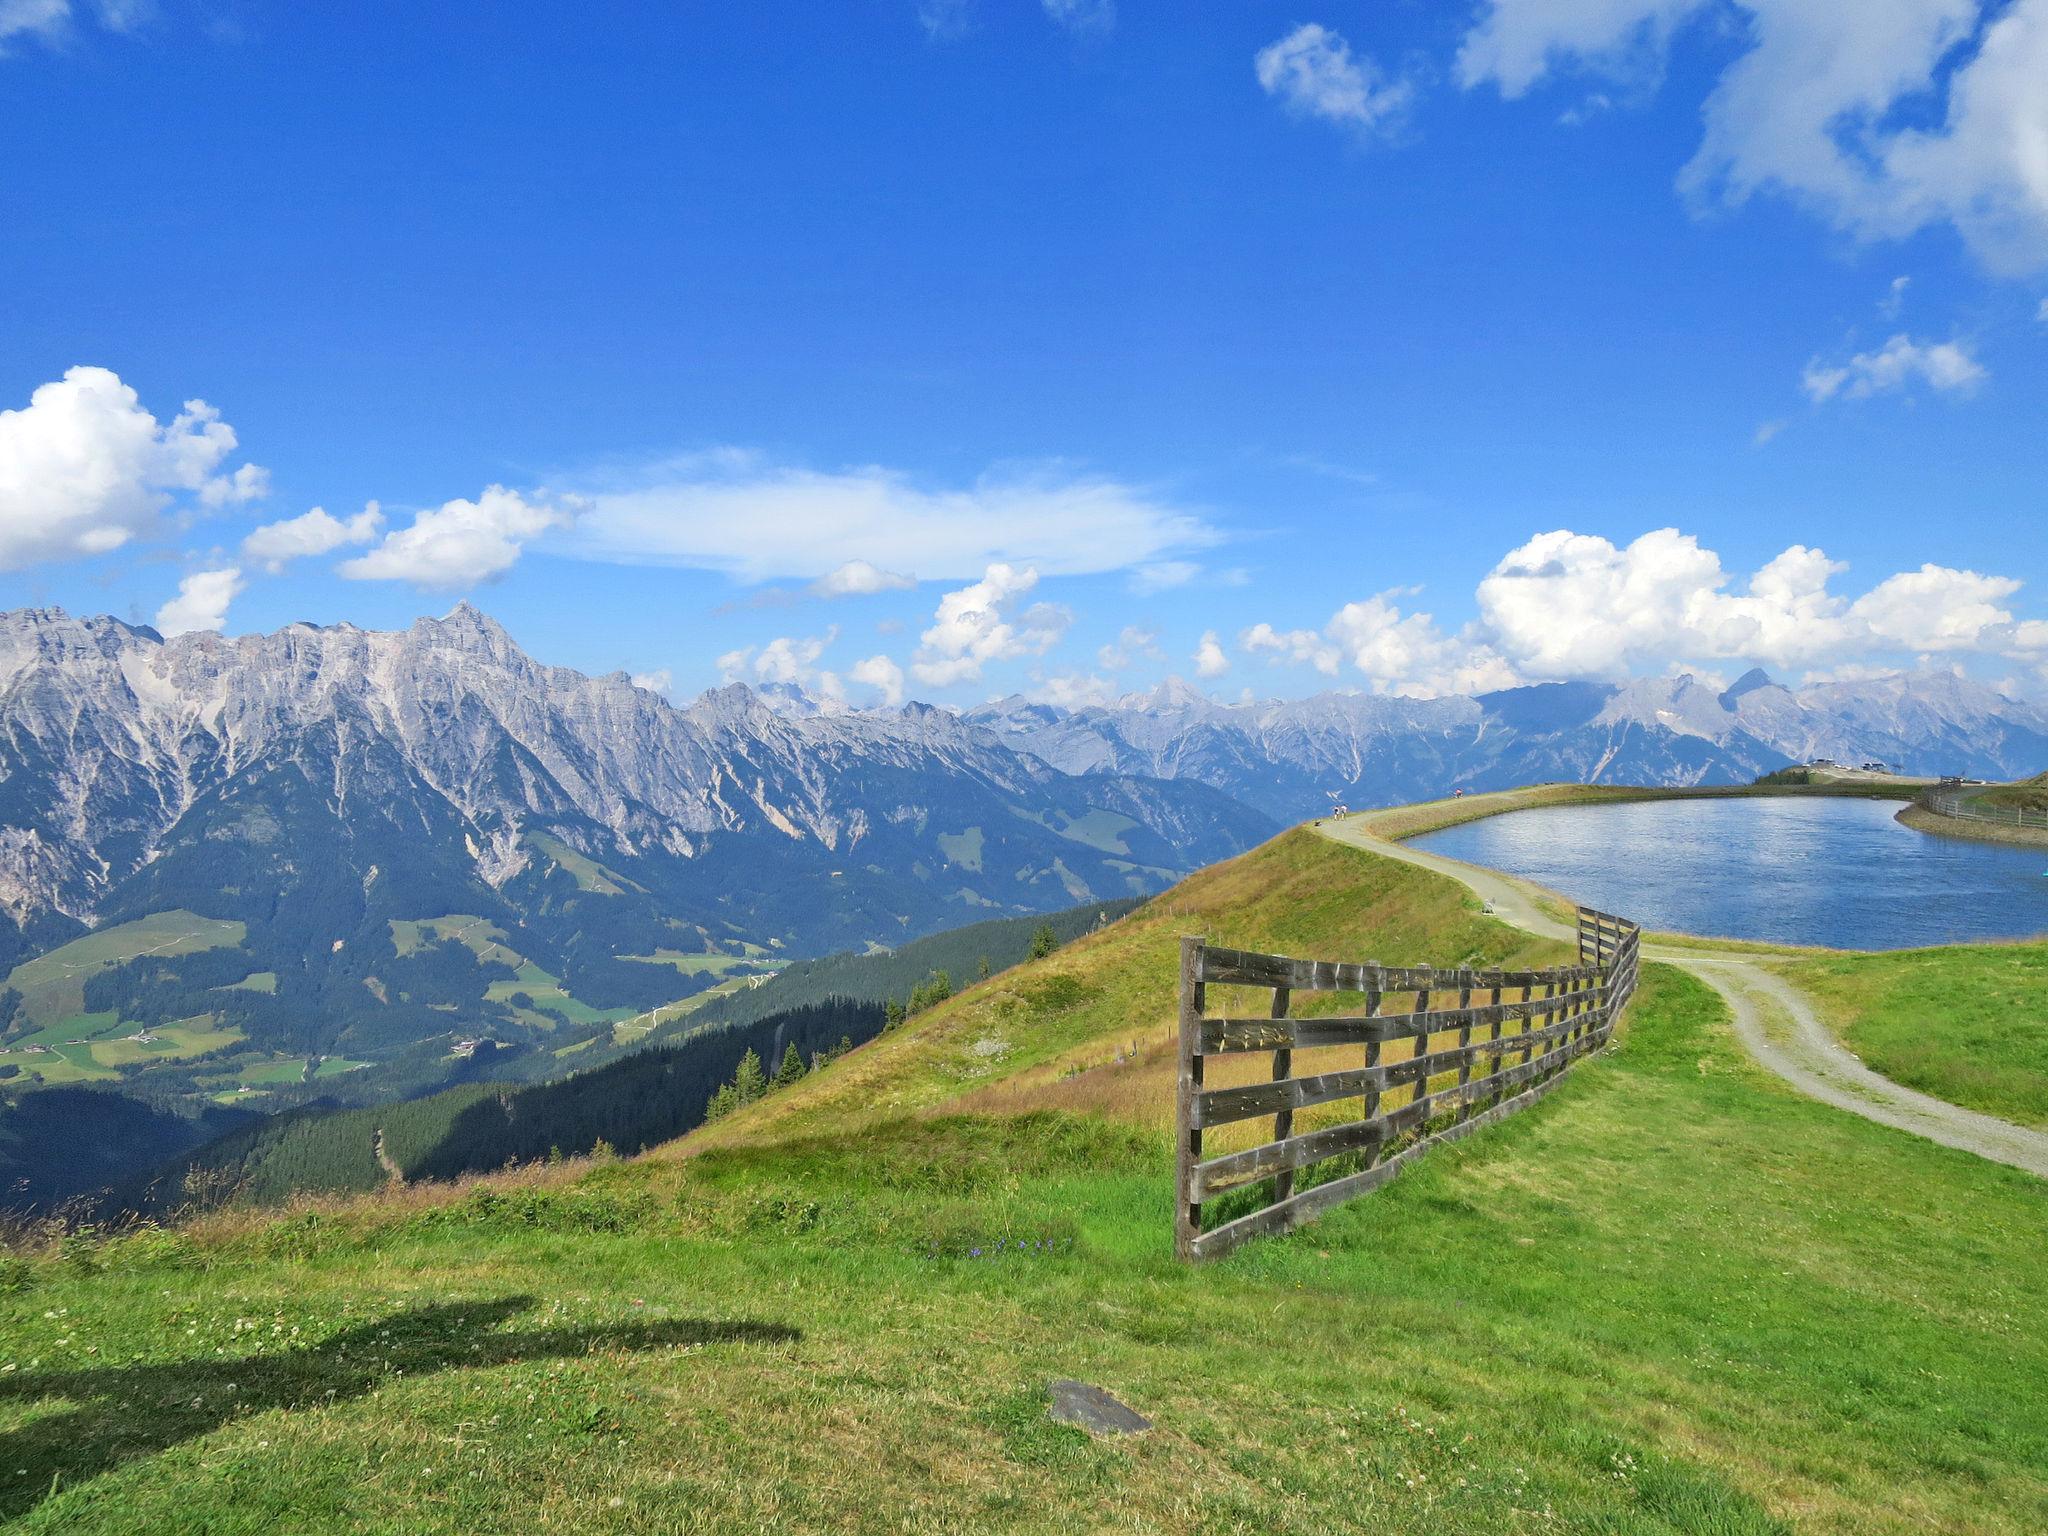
[1318,813,2048,1179]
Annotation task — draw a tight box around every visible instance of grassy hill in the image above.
[0,829,2042,1532]
[1975,769,2048,812]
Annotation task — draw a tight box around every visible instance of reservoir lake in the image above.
[1407,795,2048,950]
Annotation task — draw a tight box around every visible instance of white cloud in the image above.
[1326,595,1520,696]
[0,0,145,52]
[1240,622,1340,675]
[715,629,840,690]
[0,366,267,571]
[911,564,1069,687]
[1848,564,2019,652]
[1035,673,1119,708]
[1880,274,1911,317]
[1244,599,1518,696]
[339,486,574,588]
[1233,530,2044,693]
[1042,0,1111,32]
[1478,529,1841,676]
[1128,560,1199,595]
[630,668,674,698]
[850,654,906,706]
[1097,625,1162,670]
[810,559,915,597]
[1469,527,2045,679]
[755,629,838,684]
[154,566,244,637]
[1255,23,1414,138]
[917,0,970,40]
[1753,419,1786,445]
[2038,297,2048,323]
[1459,0,2048,271]
[241,503,384,573]
[568,457,1215,584]
[0,0,68,48]
[1193,630,1230,678]
[1802,334,1986,402]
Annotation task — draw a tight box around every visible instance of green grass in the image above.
[527,833,642,896]
[220,971,277,994]
[87,1017,243,1069]
[0,830,2041,1532]
[617,950,775,978]
[482,963,628,1028]
[3,912,245,1029]
[936,826,985,871]
[239,1057,315,1086]
[388,916,523,967]
[1777,941,2048,1126]
[1975,772,2048,813]
[0,959,2041,1532]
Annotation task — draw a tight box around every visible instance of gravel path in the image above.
[1317,812,2048,1179]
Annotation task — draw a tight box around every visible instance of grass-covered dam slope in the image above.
[0,829,2042,1534]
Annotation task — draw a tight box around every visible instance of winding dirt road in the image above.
[1318,810,2048,1179]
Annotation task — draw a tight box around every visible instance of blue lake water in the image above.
[1407,796,2048,950]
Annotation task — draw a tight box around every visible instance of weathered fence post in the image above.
[1268,983,1295,1206]
[1175,935,1204,1264]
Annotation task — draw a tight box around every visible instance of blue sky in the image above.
[3,0,2045,706]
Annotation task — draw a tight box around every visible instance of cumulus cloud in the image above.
[756,629,838,685]
[1459,0,2048,271]
[338,486,574,588]
[850,653,906,706]
[1478,529,1838,676]
[567,457,1215,585]
[241,503,384,573]
[154,566,244,637]
[0,366,267,571]
[1848,564,2021,652]
[911,564,1069,687]
[630,668,674,698]
[1193,630,1230,678]
[1327,595,1520,696]
[811,559,915,597]
[1035,673,1119,708]
[1241,622,1340,676]
[1097,625,1162,670]
[1472,528,2040,679]
[1802,334,1986,402]
[1236,530,2044,694]
[1244,598,1518,696]
[1255,23,1414,138]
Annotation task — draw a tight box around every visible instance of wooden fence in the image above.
[1174,907,1640,1262]
[1919,788,2048,832]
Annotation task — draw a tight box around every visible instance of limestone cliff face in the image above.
[0,605,1270,931]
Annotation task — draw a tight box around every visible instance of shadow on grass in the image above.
[0,1296,799,1520]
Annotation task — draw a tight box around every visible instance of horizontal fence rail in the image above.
[1175,907,1639,1263]
[1919,789,2048,832]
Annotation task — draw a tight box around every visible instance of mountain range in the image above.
[966,666,2048,823]
[0,605,1268,1119]
[2,600,2044,1130]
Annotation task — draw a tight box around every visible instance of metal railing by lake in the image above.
[1919,789,2048,833]
[1173,907,1639,1262]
